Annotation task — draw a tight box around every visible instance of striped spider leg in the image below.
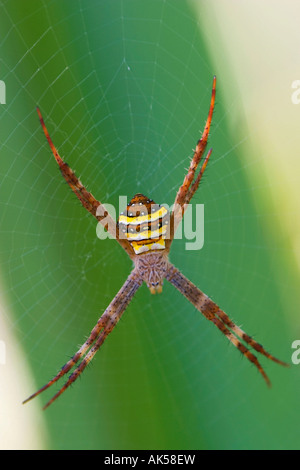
[24,76,287,409]
[165,75,288,383]
[167,75,216,246]
[24,108,138,409]
[36,107,135,260]
[165,265,288,387]
[24,270,142,410]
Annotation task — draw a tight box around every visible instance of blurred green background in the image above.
[0,0,299,450]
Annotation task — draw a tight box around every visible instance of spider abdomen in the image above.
[118,194,169,255]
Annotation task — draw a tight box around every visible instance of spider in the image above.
[23,76,288,410]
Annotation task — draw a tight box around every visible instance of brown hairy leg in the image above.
[23,270,142,409]
[37,107,134,259]
[167,76,216,248]
[166,263,288,386]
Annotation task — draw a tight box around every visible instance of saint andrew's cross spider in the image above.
[23,77,288,410]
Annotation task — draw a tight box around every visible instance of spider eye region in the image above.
[117,193,170,255]
[149,282,163,295]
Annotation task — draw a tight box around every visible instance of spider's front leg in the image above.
[23,270,142,409]
[166,264,288,386]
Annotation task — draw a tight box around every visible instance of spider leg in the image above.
[43,321,115,410]
[22,312,111,405]
[166,264,288,386]
[36,107,134,259]
[23,270,142,409]
[215,308,288,367]
[184,148,213,207]
[170,76,216,239]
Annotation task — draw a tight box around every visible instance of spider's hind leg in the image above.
[170,76,216,241]
[174,76,216,210]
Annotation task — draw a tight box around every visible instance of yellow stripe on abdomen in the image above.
[117,194,169,255]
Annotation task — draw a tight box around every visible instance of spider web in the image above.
[0,0,299,450]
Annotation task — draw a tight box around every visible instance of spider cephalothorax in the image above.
[23,77,288,410]
[135,252,168,294]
